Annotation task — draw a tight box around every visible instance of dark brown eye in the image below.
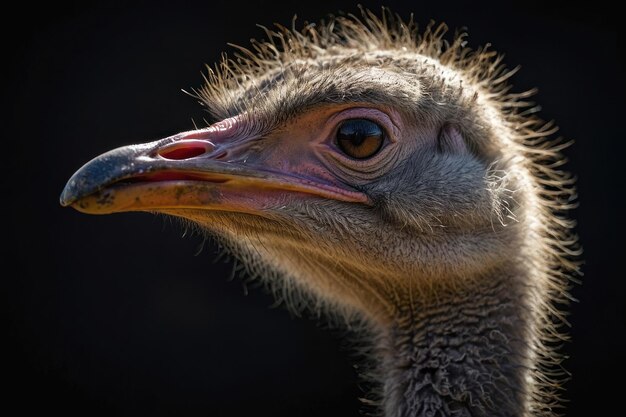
[336,119,385,159]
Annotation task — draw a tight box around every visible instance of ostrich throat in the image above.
[377,268,530,417]
[219,221,534,417]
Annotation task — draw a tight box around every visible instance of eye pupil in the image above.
[336,119,385,159]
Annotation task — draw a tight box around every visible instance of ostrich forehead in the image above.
[202,51,475,128]
[197,16,507,138]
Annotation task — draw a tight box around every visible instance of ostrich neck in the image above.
[376,270,531,417]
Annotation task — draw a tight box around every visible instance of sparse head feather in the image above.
[186,8,581,416]
[199,9,515,125]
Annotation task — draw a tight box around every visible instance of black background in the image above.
[6,1,625,416]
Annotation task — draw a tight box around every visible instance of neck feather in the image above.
[373,270,532,417]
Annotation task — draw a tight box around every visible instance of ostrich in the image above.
[60,10,581,417]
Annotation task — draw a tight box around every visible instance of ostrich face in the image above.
[61,38,520,321]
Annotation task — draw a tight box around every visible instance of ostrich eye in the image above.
[336,119,385,159]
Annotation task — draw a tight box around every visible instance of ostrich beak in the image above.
[60,120,368,215]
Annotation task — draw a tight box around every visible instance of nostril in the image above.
[160,146,205,160]
[157,140,214,160]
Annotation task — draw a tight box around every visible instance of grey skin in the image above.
[61,11,580,417]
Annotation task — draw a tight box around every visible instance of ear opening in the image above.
[437,124,469,154]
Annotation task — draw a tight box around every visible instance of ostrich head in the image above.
[61,10,580,417]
